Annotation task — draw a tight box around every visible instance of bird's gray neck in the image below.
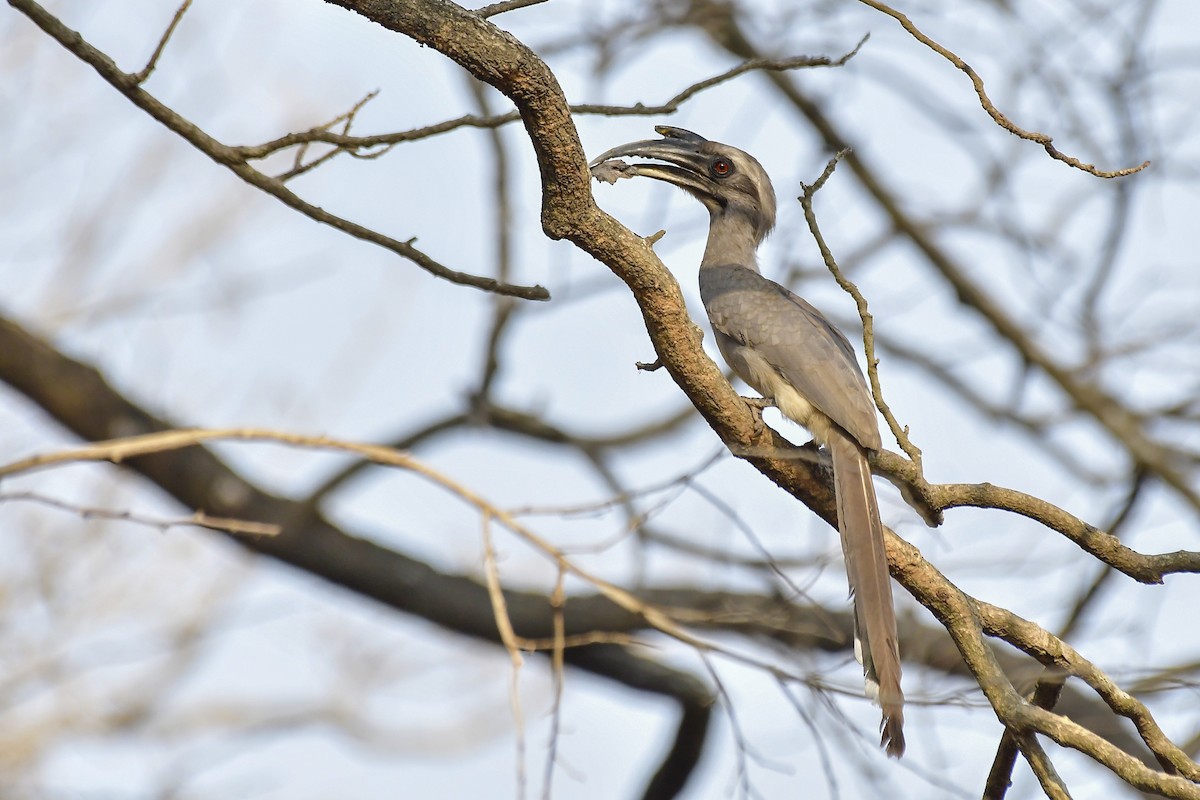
[701,209,763,272]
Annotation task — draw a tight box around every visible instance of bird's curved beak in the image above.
[589,126,716,200]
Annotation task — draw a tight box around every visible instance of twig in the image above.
[856,0,1148,178]
[775,677,842,800]
[300,399,696,512]
[686,478,831,606]
[0,489,279,536]
[131,0,193,84]
[466,75,519,400]
[482,515,527,800]
[541,569,567,800]
[699,654,756,799]
[973,597,1200,785]
[9,0,549,301]
[572,41,870,119]
[0,427,842,680]
[871,333,1102,482]
[1056,470,1147,640]
[983,671,1069,799]
[301,412,470,509]
[277,90,390,182]
[798,149,924,469]
[477,0,549,17]
[231,48,868,161]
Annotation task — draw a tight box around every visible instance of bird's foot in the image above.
[742,395,774,436]
[742,396,776,411]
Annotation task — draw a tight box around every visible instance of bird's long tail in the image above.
[828,432,905,757]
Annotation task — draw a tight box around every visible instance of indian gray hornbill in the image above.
[590,126,905,757]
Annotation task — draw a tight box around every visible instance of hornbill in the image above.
[590,126,905,757]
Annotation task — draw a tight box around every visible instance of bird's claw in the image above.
[742,396,776,411]
[742,395,773,436]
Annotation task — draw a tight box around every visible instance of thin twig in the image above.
[0,489,279,536]
[0,427,846,681]
[578,41,869,118]
[482,514,527,800]
[984,670,1069,799]
[477,0,549,17]
[856,0,1148,178]
[700,654,756,800]
[798,150,924,468]
[231,47,868,161]
[541,569,567,800]
[1056,470,1147,641]
[775,677,842,800]
[131,0,193,84]
[467,75,519,400]
[10,0,549,301]
[277,90,389,182]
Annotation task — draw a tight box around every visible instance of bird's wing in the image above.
[700,265,882,449]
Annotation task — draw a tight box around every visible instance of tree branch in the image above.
[230,49,867,162]
[6,0,549,301]
[0,313,708,798]
[855,0,1149,178]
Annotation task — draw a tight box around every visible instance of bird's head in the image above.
[589,126,777,245]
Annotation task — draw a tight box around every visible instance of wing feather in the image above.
[699,265,881,449]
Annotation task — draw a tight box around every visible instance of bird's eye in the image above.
[710,157,734,178]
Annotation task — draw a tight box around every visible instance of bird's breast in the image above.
[714,332,833,443]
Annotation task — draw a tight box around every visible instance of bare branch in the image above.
[893,536,1200,798]
[8,0,549,301]
[571,42,869,118]
[0,312,717,799]
[232,48,866,162]
[477,0,549,18]
[855,0,1149,178]
[541,569,567,800]
[798,148,925,469]
[984,671,1069,800]
[0,427,834,677]
[928,479,1200,583]
[973,597,1200,788]
[481,514,528,799]
[0,490,280,537]
[297,398,696,513]
[131,0,193,84]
